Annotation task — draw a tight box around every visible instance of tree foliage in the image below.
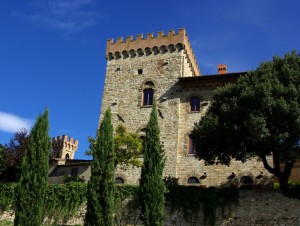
[86,124,142,169]
[0,129,29,182]
[139,103,166,226]
[14,109,51,226]
[192,50,300,193]
[115,124,142,169]
[85,108,115,226]
[0,144,4,176]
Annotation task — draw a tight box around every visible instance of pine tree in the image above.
[14,109,51,226]
[139,102,166,226]
[85,108,115,226]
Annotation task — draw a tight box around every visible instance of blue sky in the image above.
[0,0,299,160]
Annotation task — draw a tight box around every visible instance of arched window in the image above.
[187,177,200,184]
[65,153,70,159]
[142,82,154,106]
[115,177,124,184]
[190,97,200,112]
[188,135,195,154]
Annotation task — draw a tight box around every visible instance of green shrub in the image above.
[0,183,16,211]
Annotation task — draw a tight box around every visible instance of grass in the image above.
[0,220,13,226]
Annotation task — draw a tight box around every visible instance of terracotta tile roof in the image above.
[178,72,247,81]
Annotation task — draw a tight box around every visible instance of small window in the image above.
[190,97,200,112]
[65,153,70,159]
[188,135,195,154]
[187,177,200,184]
[116,177,124,184]
[143,89,153,106]
[138,69,143,75]
[71,168,79,178]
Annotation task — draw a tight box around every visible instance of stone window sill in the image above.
[185,154,196,157]
[141,105,153,108]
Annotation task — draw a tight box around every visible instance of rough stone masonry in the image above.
[99,28,273,187]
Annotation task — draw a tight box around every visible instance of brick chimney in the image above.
[217,64,227,74]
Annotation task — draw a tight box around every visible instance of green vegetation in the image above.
[0,220,13,226]
[0,144,4,177]
[0,183,16,211]
[114,124,142,169]
[86,124,142,169]
[14,109,51,226]
[139,103,166,226]
[0,183,87,224]
[192,50,300,193]
[63,175,85,184]
[4,182,300,226]
[166,186,239,226]
[85,108,115,226]
[44,183,87,225]
[0,129,29,182]
[273,181,300,199]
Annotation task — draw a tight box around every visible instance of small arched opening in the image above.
[115,177,125,184]
[239,176,253,189]
[187,177,200,184]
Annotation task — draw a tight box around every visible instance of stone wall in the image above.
[100,43,186,184]
[1,190,300,225]
[98,28,273,187]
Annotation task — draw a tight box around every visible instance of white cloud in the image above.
[12,0,101,34]
[0,112,32,133]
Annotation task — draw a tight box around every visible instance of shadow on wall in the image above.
[218,171,274,189]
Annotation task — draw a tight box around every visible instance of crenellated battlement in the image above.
[52,135,78,152]
[106,28,200,76]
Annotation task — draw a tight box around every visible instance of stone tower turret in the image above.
[52,135,78,160]
[99,29,201,183]
[105,28,200,76]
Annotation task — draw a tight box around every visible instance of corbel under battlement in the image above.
[106,28,200,76]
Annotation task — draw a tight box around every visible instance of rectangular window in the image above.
[138,69,143,75]
[190,97,200,112]
[143,89,154,106]
[188,136,196,154]
[71,168,79,178]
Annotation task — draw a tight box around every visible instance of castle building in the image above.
[99,29,273,187]
[49,135,90,184]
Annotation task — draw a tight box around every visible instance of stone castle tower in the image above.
[99,29,272,186]
[52,135,78,160]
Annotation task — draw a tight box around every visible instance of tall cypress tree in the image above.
[14,109,51,226]
[139,102,166,226]
[85,108,115,226]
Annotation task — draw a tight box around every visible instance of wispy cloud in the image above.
[12,0,101,34]
[0,112,32,133]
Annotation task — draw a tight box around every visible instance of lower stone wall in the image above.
[1,190,300,226]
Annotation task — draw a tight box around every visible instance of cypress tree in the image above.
[14,109,51,226]
[139,102,166,226]
[85,108,115,226]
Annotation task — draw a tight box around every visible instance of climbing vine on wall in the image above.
[0,183,239,226]
[166,186,239,226]
[43,183,87,224]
